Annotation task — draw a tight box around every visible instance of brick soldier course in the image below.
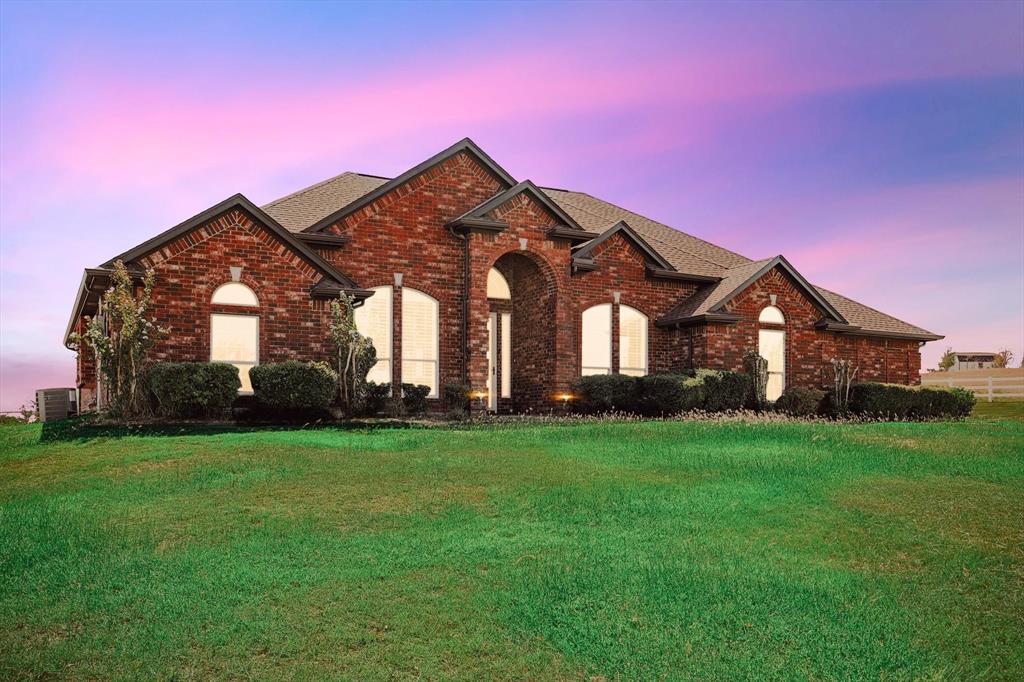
[66,138,942,411]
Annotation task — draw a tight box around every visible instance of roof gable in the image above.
[457,180,585,231]
[709,256,846,322]
[100,194,362,291]
[572,220,674,270]
[304,137,517,233]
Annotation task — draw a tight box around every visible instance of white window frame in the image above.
[210,312,259,394]
[211,282,259,307]
[759,305,785,324]
[618,304,648,377]
[581,303,613,375]
[401,287,440,397]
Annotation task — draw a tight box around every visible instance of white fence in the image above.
[920,368,1024,402]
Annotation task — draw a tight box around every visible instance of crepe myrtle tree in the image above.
[743,350,768,409]
[829,358,858,416]
[329,292,377,416]
[70,260,167,419]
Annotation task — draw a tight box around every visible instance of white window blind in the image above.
[581,304,612,375]
[759,305,785,324]
[759,328,786,401]
[501,312,512,398]
[619,305,648,376]
[401,288,439,396]
[354,286,392,385]
[210,314,259,393]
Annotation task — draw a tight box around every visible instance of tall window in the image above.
[487,268,511,299]
[401,288,439,396]
[758,305,785,400]
[354,286,392,385]
[210,283,259,393]
[581,304,612,375]
[619,305,648,376]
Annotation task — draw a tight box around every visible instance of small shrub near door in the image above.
[773,386,826,416]
[362,382,392,416]
[250,361,337,414]
[401,384,431,415]
[148,362,240,418]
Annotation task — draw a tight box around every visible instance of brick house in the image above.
[65,138,942,411]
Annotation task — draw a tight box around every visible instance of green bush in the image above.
[443,383,471,417]
[148,362,240,418]
[697,369,751,412]
[401,384,431,415]
[849,382,975,420]
[573,374,637,413]
[635,374,704,416]
[250,361,337,414]
[362,382,391,416]
[773,386,826,416]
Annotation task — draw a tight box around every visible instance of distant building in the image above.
[951,352,999,371]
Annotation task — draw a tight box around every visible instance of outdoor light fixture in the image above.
[558,393,573,403]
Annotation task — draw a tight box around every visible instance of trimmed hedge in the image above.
[635,374,704,416]
[695,369,751,412]
[401,383,431,415]
[250,361,337,413]
[363,382,391,416]
[148,362,240,418]
[774,386,826,416]
[849,382,975,420]
[573,374,637,413]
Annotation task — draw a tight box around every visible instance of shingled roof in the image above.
[256,153,940,341]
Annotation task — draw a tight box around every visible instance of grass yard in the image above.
[1,417,1022,680]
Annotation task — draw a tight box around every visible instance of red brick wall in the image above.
[571,232,699,375]
[140,209,333,367]
[703,266,922,387]
[71,161,924,408]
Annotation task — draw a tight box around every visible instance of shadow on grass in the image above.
[40,414,423,443]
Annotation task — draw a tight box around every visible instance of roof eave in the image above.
[646,266,721,284]
[655,312,742,329]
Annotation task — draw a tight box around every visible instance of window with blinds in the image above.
[619,305,648,376]
[581,303,612,375]
[354,286,392,385]
[210,314,259,393]
[401,288,439,396]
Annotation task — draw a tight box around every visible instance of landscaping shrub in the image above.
[635,374,703,416]
[696,369,751,412]
[443,383,471,418]
[362,382,391,416]
[849,382,975,420]
[148,362,240,418]
[250,361,337,414]
[912,386,975,419]
[773,386,825,417]
[401,383,431,415]
[573,374,637,413]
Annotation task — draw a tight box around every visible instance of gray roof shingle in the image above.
[259,167,939,340]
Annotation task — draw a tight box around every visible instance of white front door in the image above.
[759,328,786,401]
[487,313,499,411]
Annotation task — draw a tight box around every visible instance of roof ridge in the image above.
[262,170,360,209]
[547,189,733,271]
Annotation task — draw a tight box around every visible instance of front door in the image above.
[487,313,499,411]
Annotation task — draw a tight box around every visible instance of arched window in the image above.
[487,268,511,299]
[354,286,392,385]
[211,282,259,306]
[210,282,259,393]
[581,303,612,375]
[759,305,785,324]
[758,306,786,401]
[619,305,648,376]
[401,288,439,397]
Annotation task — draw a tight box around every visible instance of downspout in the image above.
[448,224,470,384]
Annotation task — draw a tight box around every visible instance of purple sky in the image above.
[2,1,1022,412]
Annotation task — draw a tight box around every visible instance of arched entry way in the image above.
[486,251,557,412]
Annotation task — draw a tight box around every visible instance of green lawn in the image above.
[1,418,1021,680]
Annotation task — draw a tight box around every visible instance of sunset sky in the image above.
[1,0,1022,412]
